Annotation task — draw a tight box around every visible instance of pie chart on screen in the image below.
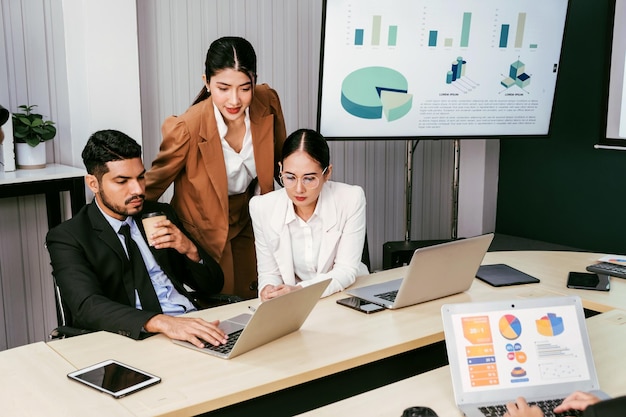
[499,314,522,340]
[340,66,413,121]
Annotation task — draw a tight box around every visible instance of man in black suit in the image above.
[46,129,228,348]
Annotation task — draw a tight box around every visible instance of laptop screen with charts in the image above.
[441,296,609,417]
[172,279,330,359]
[347,233,493,309]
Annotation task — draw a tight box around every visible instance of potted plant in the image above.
[12,104,56,169]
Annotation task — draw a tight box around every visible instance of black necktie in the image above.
[118,223,163,313]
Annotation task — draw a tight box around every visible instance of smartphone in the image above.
[67,359,161,398]
[567,272,610,291]
[337,296,385,314]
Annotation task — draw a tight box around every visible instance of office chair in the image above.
[49,275,93,340]
[362,232,371,272]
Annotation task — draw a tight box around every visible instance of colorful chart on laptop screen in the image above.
[499,314,522,340]
[536,313,564,336]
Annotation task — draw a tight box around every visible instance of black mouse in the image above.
[401,406,438,417]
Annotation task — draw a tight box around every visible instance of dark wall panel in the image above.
[496,0,626,254]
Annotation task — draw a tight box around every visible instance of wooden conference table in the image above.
[0,340,133,416]
[297,308,626,416]
[4,250,626,416]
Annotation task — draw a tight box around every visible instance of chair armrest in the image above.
[193,293,244,309]
[49,326,94,340]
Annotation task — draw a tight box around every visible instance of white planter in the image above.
[15,142,46,169]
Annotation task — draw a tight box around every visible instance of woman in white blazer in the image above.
[249,129,368,300]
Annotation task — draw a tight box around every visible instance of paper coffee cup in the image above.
[141,212,166,242]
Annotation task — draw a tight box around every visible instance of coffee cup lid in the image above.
[142,211,165,219]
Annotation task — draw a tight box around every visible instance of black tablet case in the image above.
[476,264,540,287]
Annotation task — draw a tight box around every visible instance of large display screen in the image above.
[599,0,626,148]
[317,0,570,140]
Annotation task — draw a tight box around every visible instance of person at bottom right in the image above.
[503,392,626,417]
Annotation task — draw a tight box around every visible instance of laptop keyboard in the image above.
[374,290,398,302]
[479,399,583,417]
[201,329,243,354]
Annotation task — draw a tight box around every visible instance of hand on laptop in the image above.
[553,391,601,413]
[260,284,302,301]
[503,392,601,417]
[503,397,543,417]
[145,314,227,348]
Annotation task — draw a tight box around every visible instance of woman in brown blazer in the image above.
[145,37,287,300]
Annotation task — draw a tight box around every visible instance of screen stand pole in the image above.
[404,139,418,242]
[451,139,461,240]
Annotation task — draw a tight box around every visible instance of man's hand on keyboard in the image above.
[553,391,601,414]
[503,397,543,417]
[145,314,228,348]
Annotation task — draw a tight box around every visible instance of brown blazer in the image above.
[145,84,287,261]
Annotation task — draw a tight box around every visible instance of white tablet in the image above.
[67,359,161,398]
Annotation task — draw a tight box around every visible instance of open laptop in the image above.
[441,296,610,417]
[347,233,493,309]
[173,279,330,359]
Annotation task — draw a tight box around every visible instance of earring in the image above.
[206,87,210,93]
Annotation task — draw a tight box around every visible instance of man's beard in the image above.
[99,189,144,218]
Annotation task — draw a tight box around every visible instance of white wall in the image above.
[62,0,143,161]
[0,0,498,350]
[458,139,499,237]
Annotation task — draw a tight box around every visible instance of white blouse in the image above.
[286,200,324,283]
[214,104,256,195]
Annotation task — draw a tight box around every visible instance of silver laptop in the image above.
[347,233,493,309]
[441,296,609,417]
[173,279,330,359]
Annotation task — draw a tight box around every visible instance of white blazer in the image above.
[249,181,368,298]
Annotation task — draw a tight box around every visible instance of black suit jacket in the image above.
[46,200,223,339]
[584,396,626,417]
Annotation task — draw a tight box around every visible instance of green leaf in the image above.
[24,137,41,147]
[40,127,56,140]
[15,115,32,126]
[13,125,29,135]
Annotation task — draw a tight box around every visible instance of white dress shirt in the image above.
[95,200,196,315]
[286,200,324,283]
[214,103,256,195]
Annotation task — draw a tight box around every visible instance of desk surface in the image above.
[0,163,85,185]
[0,341,132,416]
[45,250,625,416]
[296,308,626,416]
[481,251,625,312]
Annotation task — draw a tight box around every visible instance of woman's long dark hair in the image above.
[192,36,257,106]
